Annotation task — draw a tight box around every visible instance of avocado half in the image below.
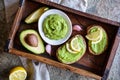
[20,29,45,54]
[87,25,108,55]
[56,35,86,64]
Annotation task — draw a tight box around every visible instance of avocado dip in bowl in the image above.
[38,9,72,45]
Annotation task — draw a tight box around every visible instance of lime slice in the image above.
[66,43,78,54]
[92,28,103,44]
[25,7,49,24]
[86,28,101,41]
[9,66,27,80]
[70,37,81,52]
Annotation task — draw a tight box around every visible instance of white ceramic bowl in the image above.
[38,9,72,45]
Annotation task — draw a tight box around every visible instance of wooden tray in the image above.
[5,0,120,79]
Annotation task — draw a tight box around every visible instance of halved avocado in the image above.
[20,29,45,54]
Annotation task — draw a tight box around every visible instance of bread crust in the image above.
[87,25,108,55]
[56,35,86,64]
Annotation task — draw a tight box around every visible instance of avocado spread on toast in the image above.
[87,26,107,55]
[57,35,86,64]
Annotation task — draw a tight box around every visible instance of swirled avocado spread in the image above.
[88,27,107,54]
[43,14,68,40]
[57,35,86,63]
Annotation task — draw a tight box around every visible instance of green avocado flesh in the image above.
[88,27,107,54]
[20,29,45,54]
[43,14,68,40]
[57,35,86,64]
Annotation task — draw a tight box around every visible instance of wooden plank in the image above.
[8,6,24,49]
[34,0,120,27]
[9,48,102,79]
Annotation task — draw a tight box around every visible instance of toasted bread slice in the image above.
[86,25,108,55]
[56,35,86,64]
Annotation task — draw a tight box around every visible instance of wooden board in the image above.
[6,0,120,80]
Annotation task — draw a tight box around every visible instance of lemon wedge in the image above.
[70,37,81,52]
[9,66,27,80]
[66,43,78,54]
[25,7,49,24]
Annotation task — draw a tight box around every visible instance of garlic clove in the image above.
[73,25,82,31]
[46,44,52,55]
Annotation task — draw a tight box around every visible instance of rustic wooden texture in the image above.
[106,35,120,69]
[8,7,24,49]
[9,48,101,79]
[34,0,120,27]
[8,0,120,79]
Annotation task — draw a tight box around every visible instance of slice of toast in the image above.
[56,35,86,64]
[86,25,108,55]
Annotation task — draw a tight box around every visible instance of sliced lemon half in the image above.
[9,66,27,80]
[86,29,100,41]
[70,37,81,52]
[91,28,103,44]
[66,43,78,54]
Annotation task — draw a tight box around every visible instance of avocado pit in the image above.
[25,34,38,47]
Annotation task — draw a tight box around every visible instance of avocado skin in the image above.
[20,29,45,54]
